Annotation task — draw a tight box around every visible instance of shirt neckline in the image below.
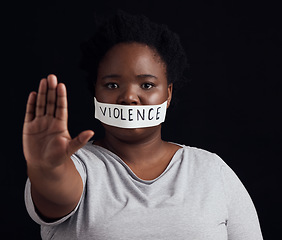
[91,142,184,184]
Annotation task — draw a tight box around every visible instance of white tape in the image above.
[94,97,167,129]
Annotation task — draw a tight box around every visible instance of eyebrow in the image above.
[137,74,158,79]
[101,74,121,80]
[101,74,158,80]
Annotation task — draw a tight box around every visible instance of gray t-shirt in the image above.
[25,142,263,239]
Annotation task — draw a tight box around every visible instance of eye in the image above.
[141,82,155,90]
[105,83,119,89]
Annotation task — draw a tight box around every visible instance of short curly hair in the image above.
[80,10,189,96]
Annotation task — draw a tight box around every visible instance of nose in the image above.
[117,86,139,105]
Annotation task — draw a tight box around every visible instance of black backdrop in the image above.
[2,0,281,239]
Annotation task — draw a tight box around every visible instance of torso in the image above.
[36,143,233,240]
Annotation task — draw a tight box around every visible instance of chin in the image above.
[102,123,161,143]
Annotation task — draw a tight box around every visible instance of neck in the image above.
[99,126,166,165]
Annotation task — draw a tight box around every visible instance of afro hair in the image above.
[80,10,189,96]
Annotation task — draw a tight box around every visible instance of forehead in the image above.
[98,42,166,75]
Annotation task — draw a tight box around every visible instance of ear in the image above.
[167,83,173,108]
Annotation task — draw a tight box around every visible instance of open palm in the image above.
[23,75,93,169]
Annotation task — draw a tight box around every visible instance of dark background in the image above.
[2,0,281,239]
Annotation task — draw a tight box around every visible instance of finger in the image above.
[67,130,94,156]
[55,83,68,121]
[46,74,58,117]
[24,92,37,122]
[36,78,47,117]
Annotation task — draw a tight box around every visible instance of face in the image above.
[95,42,172,142]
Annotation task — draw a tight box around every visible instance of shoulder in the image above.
[171,143,235,185]
[71,142,124,175]
[179,144,250,200]
[72,142,110,162]
[175,143,226,170]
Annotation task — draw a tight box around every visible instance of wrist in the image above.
[27,159,71,182]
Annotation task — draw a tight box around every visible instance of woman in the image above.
[23,11,263,239]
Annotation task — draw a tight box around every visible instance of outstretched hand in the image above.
[23,74,94,169]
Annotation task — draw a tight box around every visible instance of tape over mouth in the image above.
[94,97,167,129]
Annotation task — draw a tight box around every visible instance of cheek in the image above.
[144,86,169,105]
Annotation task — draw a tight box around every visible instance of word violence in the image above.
[99,106,162,121]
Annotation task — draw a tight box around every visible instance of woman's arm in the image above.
[23,74,94,220]
[220,161,263,240]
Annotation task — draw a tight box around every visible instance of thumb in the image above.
[68,130,94,156]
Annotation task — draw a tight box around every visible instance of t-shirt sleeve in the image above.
[218,156,264,240]
[24,154,87,226]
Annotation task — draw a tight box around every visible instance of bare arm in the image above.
[23,74,94,220]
